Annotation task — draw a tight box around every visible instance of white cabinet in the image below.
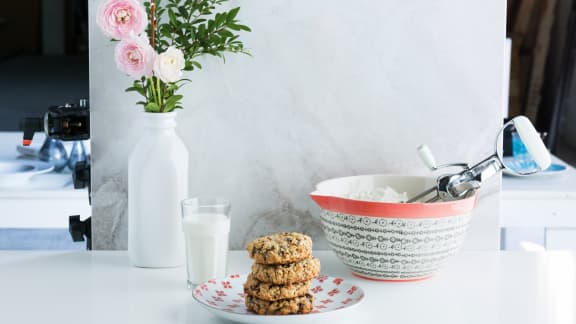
[0,132,91,249]
[501,156,576,250]
[0,177,90,228]
[546,228,576,250]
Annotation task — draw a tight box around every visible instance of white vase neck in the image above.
[141,112,178,129]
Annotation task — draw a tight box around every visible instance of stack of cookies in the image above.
[244,232,321,315]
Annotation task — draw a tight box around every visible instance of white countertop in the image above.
[0,132,90,228]
[502,155,576,197]
[1,250,574,324]
[0,132,87,198]
[501,156,576,228]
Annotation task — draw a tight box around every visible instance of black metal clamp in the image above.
[20,99,93,250]
[69,216,91,250]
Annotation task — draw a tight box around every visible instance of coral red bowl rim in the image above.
[310,193,478,218]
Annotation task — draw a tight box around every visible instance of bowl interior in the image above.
[314,175,436,200]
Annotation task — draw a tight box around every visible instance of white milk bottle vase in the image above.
[128,111,188,267]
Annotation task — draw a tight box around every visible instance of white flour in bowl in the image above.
[346,186,408,203]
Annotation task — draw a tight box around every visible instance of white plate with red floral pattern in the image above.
[192,273,365,324]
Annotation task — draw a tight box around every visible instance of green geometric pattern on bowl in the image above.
[320,210,471,281]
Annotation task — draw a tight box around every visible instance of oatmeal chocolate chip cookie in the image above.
[251,257,320,285]
[246,232,313,265]
[245,293,315,315]
[244,273,312,301]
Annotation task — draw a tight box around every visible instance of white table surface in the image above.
[1,250,575,324]
[0,132,90,228]
[501,155,576,228]
[0,132,86,198]
[502,155,576,195]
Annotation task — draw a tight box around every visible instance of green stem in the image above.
[148,77,157,109]
[156,77,163,112]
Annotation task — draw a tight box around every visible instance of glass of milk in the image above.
[181,197,231,287]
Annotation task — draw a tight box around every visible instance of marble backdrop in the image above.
[89,0,506,250]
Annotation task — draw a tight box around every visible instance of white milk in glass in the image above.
[182,213,230,285]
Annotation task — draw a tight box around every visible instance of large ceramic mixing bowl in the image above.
[310,175,477,282]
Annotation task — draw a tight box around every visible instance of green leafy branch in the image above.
[125,0,251,113]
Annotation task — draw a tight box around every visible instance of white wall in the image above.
[89,0,506,250]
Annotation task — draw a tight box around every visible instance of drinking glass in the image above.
[181,197,231,287]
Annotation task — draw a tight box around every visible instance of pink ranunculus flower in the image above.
[114,35,156,78]
[97,0,147,40]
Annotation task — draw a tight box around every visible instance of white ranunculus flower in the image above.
[153,46,185,83]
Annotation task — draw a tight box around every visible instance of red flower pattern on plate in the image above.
[311,285,323,294]
[192,273,365,316]
[347,286,358,295]
[316,275,329,283]
[328,288,340,296]
[221,281,232,289]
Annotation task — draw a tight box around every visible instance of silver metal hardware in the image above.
[407,116,551,203]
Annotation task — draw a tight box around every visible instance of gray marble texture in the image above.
[89,0,506,250]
